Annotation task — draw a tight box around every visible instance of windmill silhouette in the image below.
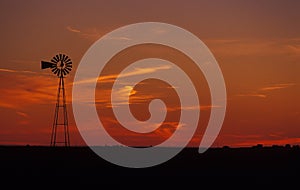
[41,54,72,146]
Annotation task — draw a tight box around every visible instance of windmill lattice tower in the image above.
[41,54,72,147]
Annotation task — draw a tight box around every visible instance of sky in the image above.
[0,0,299,147]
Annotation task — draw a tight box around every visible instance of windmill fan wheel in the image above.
[50,54,72,77]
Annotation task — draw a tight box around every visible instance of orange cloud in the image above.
[236,94,267,98]
[286,45,300,55]
[205,38,300,58]
[100,65,172,83]
[0,70,70,109]
[260,83,296,91]
[235,83,296,99]
[66,26,103,41]
[73,65,172,86]
[166,105,223,111]
[0,68,36,74]
[16,111,28,118]
[66,26,81,33]
[103,36,131,41]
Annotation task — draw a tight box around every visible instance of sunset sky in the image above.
[0,0,299,147]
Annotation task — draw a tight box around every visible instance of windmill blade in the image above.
[62,70,67,76]
[52,56,59,63]
[62,54,66,62]
[51,58,58,63]
[52,68,58,73]
[65,58,71,63]
[59,54,62,61]
[54,69,59,75]
[64,69,69,74]
[66,67,72,71]
[64,55,69,62]
[55,54,60,62]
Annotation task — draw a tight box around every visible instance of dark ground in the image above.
[0,145,299,188]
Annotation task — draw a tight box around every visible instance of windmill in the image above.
[41,54,72,146]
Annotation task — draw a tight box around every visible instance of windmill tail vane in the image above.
[41,53,72,147]
[41,61,55,69]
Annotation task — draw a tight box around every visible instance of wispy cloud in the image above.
[120,65,171,77]
[0,68,36,74]
[236,93,267,98]
[100,65,172,83]
[74,65,172,85]
[286,45,300,54]
[16,111,30,126]
[260,83,296,91]
[111,85,137,103]
[66,26,102,40]
[66,26,81,33]
[0,72,65,109]
[0,102,17,109]
[236,83,296,99]
[0,68,15,73]
[93,65,173,107]
[66,26,135,41]
[206,38,300,57]
[103,36,131,41]
[205,39,240,44]
[90,65,172,108]
[167,105,223,111]
[16,111,28,118]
